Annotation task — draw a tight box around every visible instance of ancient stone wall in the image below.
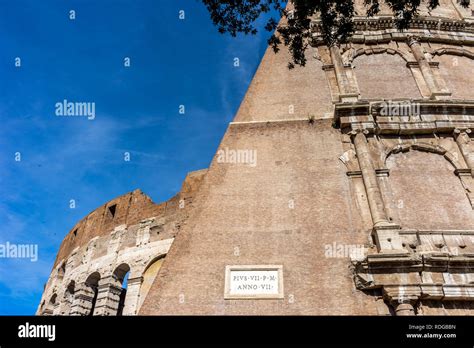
[140,120,385,315]
[37,170,207,315]
[40,0,474,316]
[140,0,474,315]
[233,46,334,122]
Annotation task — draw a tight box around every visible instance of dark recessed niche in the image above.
[108,204,117,218]
[73,229,78,237]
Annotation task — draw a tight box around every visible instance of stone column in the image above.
[351,130,404,252]
[351,130,389,226]
[330,45,359,102]
[57,293,71,316]
[385,287,418,316]
[52,302,61,315]
[136,219,152,247]
[408,37,439,98]
[454,128,474,173]
[376,169,400,224]
[122,276,143,315]
[93,275,123,316]
[394,302,415,316]
[70,283,96,316]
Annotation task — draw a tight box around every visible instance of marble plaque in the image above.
[224,265,284,299]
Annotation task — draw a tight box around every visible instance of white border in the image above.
[224,265,284,300]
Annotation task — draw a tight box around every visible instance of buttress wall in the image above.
[39,0,474,316]
[141,0,474,316]
[140,120,384,315]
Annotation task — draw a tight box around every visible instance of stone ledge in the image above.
[311,17,474,46]
[335,99,474,134]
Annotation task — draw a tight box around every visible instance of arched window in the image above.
[67,280,75,296]
[43,293,57,315]
[85,272,100,316]
[113,263,130,316]
[61,280,75,315]
[138,256,166,310]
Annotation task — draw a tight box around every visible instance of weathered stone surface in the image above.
[37,170,206,315]
[40,0,474,316]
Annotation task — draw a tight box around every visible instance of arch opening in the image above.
[42,293,57,316]
[113,263,130,316]
[138,255,166,310]
[61,280,75,315]
[85,272,100,316]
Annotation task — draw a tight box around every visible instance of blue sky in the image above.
[0,0,274,315]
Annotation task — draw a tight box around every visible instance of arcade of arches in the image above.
[39,256,165,316]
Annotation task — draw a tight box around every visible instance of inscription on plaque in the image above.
[224,265,284,299]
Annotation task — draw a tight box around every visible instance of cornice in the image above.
[311,16,474,46]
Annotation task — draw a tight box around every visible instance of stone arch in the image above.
[85,271,101,286]
[43,293,57,315]
[67,280,75,292]
[66,280,75,298]
[431,51,474,100]
[112,263,131,316]
[113,263,131,284]
[84,272,100,316]
[351,49,422,99]
[56,261,66,280]
[143,255,166,274]
[431,47,474,60]
[138,255,166,310]
[383,142,463,170]
[343,47,412,66]
[60,280,75,315]
[384,145,474,230]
